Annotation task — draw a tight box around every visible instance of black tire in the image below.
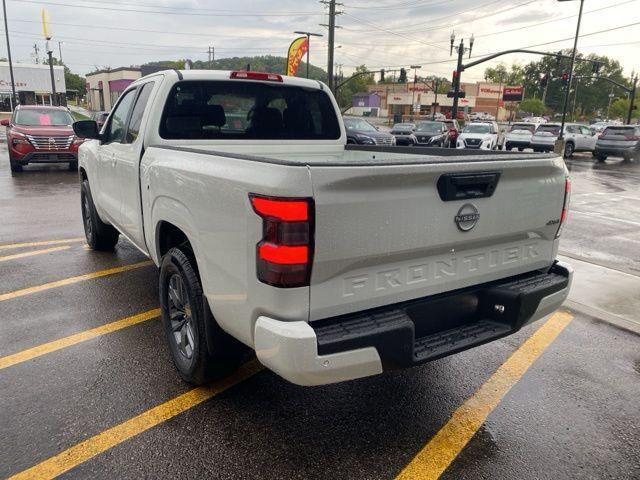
[518,147,525,152]
[596,154,607,162]
[9,151,23,173]
[68,161,78,171]
[160,247,243,385]
[563,142,574,159]
[506,144,513,151]
[81,179,119,250]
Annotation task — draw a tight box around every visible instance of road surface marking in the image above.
[0,246,71,263]
[395,311,574,480]
[571,210,640,227]
[0,237,85,251]
[8,360,264,480]
[0,260,154,302]
[0,309,160,370]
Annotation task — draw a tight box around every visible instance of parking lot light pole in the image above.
[557,0,585,142]
[627,76,637,125]
[2,0,17,109]
[410,65,421,120]
[293,31,323,79]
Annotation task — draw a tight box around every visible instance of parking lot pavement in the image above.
[1,149,639,480]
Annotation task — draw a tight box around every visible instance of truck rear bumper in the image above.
[255,261,572,386]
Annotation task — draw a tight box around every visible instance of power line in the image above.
[10,0,324,17]
[343,0,453,11]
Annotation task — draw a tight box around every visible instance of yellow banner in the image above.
[286,36,309,77]
[41,8,52,40]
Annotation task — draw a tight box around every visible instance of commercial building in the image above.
[0,61,66,112]
[86,67,141,112]
[362,81,516,121]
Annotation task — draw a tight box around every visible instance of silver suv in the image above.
[594,125,640,162]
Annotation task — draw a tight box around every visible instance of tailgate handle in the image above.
[437,172,501,201]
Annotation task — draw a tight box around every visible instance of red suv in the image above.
[2,105,83,172]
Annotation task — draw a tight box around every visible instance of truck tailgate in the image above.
[308,156,567,321]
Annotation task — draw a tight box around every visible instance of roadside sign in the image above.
[503,86,524,102]
[41,8,52,40]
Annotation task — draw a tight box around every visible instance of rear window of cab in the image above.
[159,80,341,140]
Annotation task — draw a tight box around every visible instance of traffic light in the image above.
[561,72,569,85]
[540,73,549,88]
[452,70,459,88]
[398,68,407,83]
[380,68,385,82]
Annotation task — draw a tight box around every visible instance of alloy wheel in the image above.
[167,273,195,360]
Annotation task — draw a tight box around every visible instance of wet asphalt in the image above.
[0,148,638,479]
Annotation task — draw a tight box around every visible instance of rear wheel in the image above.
[596,154,607,162]
[81,179,119,250]
[518,147,525,152]
[160,247,244,385]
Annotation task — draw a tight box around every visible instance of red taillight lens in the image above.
[230,71,283,82]
[556,177,571,238]
[250,194,313,288]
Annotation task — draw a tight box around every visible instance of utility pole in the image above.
[2,0,17,109]
[207,46,214,69]
[558,0,585,142]
[33,43,40,64]
[294,31,323,79]
[572,80,579,121]
[58,41,63,64]
[321,0,341,91]
[542,72,549,105]
[432,78,440,120]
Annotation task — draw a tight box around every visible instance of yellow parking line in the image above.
[0,260,154,302]
[0,309,160,370]
[9,360,264,480]
[0,237,85,251]
[395,311,574,480]
[0,245,71,263]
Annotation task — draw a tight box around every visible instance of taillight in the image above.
[556,177,571,238]
[250,194,314,288]
[231,71,283,82]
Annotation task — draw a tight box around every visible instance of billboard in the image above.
[503,86,524,102]
[0,62,65,93]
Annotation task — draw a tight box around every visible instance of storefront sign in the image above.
[503,86,524,102]
[0,62,66,93]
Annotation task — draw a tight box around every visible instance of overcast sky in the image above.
[1,0,638,81]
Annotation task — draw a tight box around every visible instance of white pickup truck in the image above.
[74,70,573,386]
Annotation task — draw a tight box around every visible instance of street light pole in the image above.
[432,78,440,120]
[293,31,323,79]
[558,0,585,141]
[46,40,57,106]
[450,32,473,121]
[410,65,421,120]
[627,76,637,125]
[2,0,17,109]
[58,41,63,64]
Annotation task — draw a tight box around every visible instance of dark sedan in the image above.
[413,121,451,147]
[390,123,416,146]
[344,117,396,146]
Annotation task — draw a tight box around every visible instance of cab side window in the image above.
[105,89,136,144]
[126,82,155,144]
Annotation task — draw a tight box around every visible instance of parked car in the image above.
[594,125,640,162]
[390,122,417,145]
[433,112,446,121]
[456,121,504,150]
[531,123,597,158]
[443,119,460,148]
[413,121,451,147]
[505,122,537,151]
[74,69,572,387]
[523,116,547,124]
[2,105,83,172]
[343,117,395,146]
[91,111,110,129]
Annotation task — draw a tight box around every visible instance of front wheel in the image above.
[595,154,607,162]
[160,247,244,385]
[563,142,574,159]
[81,179,119,250]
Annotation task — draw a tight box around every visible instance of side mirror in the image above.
[0,119,9,126]
[73,120,102,140]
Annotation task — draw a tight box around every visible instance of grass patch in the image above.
[71,111,90,121]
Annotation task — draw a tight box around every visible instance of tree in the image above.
[334,65,375,112]
[483,62,525,85]
[519,98,545,116]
